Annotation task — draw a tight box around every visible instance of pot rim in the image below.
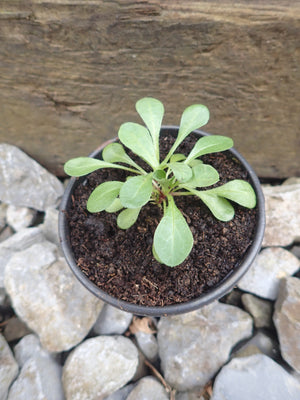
[59,127,265,316]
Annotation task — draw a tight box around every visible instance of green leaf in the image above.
[105,198,123,213]
[185,164,219,188]
[185,135,234,164]
[153,197,193,267]
[209,180,256,208]
[169,162,193,183]
[163,104,209,164]
[64,157,120,177]
[87,181,123,213]
[188,159,203,167]
[153,169,166,181]
[118,122,158,169]
[136,97,164,160]
[195,191,235,221]
[119,173,153,209]
[170,154,186,163]
[117,207,141,229]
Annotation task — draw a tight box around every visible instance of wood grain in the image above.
[0,1,299,177]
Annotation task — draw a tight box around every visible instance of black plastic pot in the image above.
[59,127,265,316]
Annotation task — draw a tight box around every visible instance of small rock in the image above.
[238,247,300,300]
[14,334,45,368]
[0,227,45,288]
[6,205,36,231]
[93,304,132,335]
[262,183,300,246]
[4,241,103,352]
[0,143,64,211]
[7,353,64,400]
[62,336,139,400]
[241,293,273,329]
[0,226,14,243]
[291,245,300,260]
[3,316,32,343]
[211,354,300,400]
[126,377,169,400]
[0,202,7,230]
[0,333,19,400]
[103,384,135,400]
[157,301,253,391]
[273,277,300,372]
[135,331,159,362]
[41,207,60,247]
[234,331,279,359]
[176,391,206,400]
[0,287,6,305]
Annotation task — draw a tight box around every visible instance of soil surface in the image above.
[66,132,257,307]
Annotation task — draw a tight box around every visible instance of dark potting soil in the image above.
[67,133,257,307]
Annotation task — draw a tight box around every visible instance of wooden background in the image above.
[0,1,299,178]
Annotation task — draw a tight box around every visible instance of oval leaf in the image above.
[153,169,166,181]
[185,164,219,188]
[195,191,235,221]
[118,122,158,169]
[153,197,193,267]
[87,181,123,213]
[186,135,234,163]
[64,157,118,177]
[169,162,193,183]
[210,180,256,208]
[117,207,141,229]
[120,173,153,209]
[136,97,164,159]
[105,198,123,213]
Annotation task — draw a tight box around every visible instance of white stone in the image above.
[0,333,19,400]
[126,377,169,400]
[262,183,300,246]
[238,247,300,300]
[273,277,300,373]
[211,354,300,400]
[0,227,44,288]
[62,336,139,400]
[93,304,132,335]
[157,301,253,391]
[0,202,7,231]
[4,241,103,352]
[6,205,36,231]
[135,331,159,362]
[0,143,64,211]
[7,353,64,400]
[14,334,45,368]
[103,384,135,400]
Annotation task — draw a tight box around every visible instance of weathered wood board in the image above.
[0,1,299,177]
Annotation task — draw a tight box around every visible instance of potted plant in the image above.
[59,98,265,316]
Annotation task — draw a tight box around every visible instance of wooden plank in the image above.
[0,1,299,177]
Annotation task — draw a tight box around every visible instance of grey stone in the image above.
[3,316,32,343]
[0,287,6,305]
[0,226,14,243]
[7,353,64,400]
[291,245,300,260]
[238,247,300,300]
[241,293,273,329]
[0,334,19,400]
[93,304,132,335]
[126,377,169,400]
[157,301,253,391]
[135,331,158,362]
[4,241,103,352]
[14,334,45,368]
[0,143,64,211]
[62,336,139,400]
[41,207,60,247]
[0,202,7,231]
[0,226,44,288]
[234,331,278,359]
[6,205,36,231]
[262,183,300,246]
[273,277,300,373]
[211,354,300,400]
[176,391,206,400]
[103,384,135,400]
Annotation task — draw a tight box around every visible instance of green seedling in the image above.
[65,98,256,267]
